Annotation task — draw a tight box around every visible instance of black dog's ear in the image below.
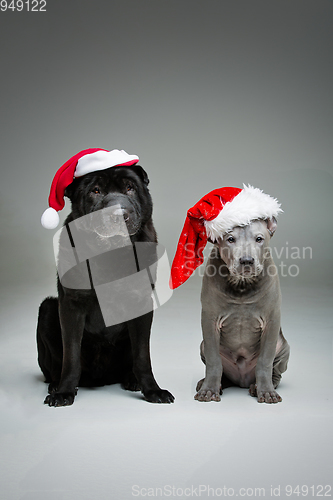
[64,180,76,200]
[128,165,150,185]
[266,217,277,237]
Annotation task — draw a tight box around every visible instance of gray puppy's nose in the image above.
[239,256,254,266]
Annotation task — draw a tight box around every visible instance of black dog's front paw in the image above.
[47,382,58,394]
[144,389,175,404]
[44,391,76,407]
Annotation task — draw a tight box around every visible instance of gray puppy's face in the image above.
[217,219,276,282]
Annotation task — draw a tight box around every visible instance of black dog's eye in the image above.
[126,183,134,192]
[227,236,235,243]
[256,236,264,242]
[92,187,101,194]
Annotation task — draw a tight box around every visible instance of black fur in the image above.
[37,165,174,406]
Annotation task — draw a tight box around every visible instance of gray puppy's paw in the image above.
[249,383,257,397]
[249,384,282,404]
[194,389,221,402]
[194,380,222,402]
[257,390,282,404]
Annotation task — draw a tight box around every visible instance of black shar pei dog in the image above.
[37,148,174,406]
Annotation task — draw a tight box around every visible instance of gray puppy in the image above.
[170,185,290,404]
[195,218,290,403]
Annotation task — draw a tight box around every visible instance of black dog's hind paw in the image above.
[121,372,141,392]
[44,391,76,407]
[144,389,175,404]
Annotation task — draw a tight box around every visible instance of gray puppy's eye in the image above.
[256,236,264,242]
[227,236,235,243]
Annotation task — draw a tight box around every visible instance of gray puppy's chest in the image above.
[219,307,265,351]
[217,297,268,387]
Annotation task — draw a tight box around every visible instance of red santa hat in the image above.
[170,185,282,289]
[41,148,140,229]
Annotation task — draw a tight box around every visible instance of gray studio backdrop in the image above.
[1,0,332,290]
[1,3,332,500]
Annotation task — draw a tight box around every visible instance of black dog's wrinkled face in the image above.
[65,165,152,238]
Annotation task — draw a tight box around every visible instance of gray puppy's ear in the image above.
[266,217,277,237]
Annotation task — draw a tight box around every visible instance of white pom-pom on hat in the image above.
[41,207,60,229]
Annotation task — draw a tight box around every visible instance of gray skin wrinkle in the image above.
[195,219,290,404]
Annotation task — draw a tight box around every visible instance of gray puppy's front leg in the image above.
[252,315,282,404]
[194,310,222,402]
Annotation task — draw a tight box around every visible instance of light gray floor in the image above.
[0,277,332,500]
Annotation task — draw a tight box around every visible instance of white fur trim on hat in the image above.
[74,149,139,178]
[205,184,283,241]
